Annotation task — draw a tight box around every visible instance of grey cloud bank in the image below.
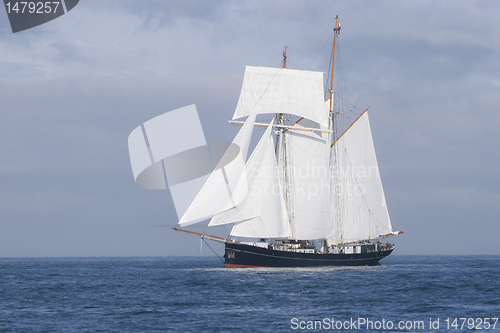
[0,0,499,256]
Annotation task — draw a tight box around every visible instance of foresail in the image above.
[232,66,328,127]
[283,119,333,240]
[209,121,291,239]
[178,112,257,226]
[327,111,393,244]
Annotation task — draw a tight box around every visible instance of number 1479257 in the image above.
[445,318,498,330]
[5,2,61,14]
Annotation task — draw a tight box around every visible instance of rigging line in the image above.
[368,209,384,238]
[253,216,275,239]
[203,238,225,264]
[367,205,385,226]
[235,216,264,239]
[282,131,294,238]
[175,229,202,251]
[333,88,357,107]
[306,31,335,70]
[285,58,302,70]
[335,93,360,111]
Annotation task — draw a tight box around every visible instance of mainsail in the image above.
[327,111,393,244]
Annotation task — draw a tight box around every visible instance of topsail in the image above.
[232,66,329,127]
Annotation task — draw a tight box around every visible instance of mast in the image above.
[283,46,288,69]
[330,15,342,245]
[278,46,293,239]
[329,16,339,117]
[275,46,288,154]
[279,46,287,123]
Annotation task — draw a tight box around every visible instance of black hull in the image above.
[224,242,393,267]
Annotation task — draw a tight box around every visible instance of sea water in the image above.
[0,255,499,332]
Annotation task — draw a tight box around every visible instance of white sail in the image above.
[178,112,257,226]
[327,111,393,244]
[209,121,291,238]
[283,119,333,240]
[208,121,271,227]
[232,66,329,127]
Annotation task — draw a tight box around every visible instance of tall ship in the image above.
[128,16,403,267]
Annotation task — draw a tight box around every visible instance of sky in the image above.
[0,0,499,257]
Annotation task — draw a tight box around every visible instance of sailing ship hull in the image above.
[224,242,393,268]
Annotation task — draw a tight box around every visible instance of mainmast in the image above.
[329,15,340,133]
[330,15,342,245]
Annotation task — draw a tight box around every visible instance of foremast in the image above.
[282,15,340,244]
